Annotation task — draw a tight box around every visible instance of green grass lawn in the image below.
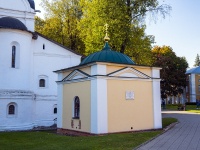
[164,104,200,114]
[186,105,200,113]
[0,118,176,150]
[162,118,177,128]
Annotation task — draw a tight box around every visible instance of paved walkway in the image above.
[137,111,200,150]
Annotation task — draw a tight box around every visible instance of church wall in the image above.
[107,79,154,133]
[62,81,91,133]
[32,35,81,96]
[34,99,57,126]
[0,29,32,90]
[0,0,82,131]
[0,97,35,131]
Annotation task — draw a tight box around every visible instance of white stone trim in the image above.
[33,52,75,58]
[152,80,162,129]
[57,73,63,128]
[108,67,150,78]
[91,64,108,134]
[152,68,162,129]
[63,70,89,81]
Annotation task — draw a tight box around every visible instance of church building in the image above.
[55,35,162,135]
[0,0,81,131]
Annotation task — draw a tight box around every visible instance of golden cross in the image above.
[104,23,109,33]
[104,23,110,41]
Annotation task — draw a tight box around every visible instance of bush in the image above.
[185,102,196,105]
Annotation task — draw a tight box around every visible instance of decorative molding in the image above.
[0,90,57,101]
[108,67,151,79]
[0,90,34,99]
[62,70,90,82]
[33,52,73,58]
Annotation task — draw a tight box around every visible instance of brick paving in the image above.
[136,111,200,150]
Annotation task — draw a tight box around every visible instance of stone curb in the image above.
[133,121,179,150]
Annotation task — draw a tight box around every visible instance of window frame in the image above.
[54,107,57,114]
[11,45,16,68]
[39,79,45,87]
[38,75,48,89]
[10,42,20,69]
[73,96,80,119]
[7,103,17,118]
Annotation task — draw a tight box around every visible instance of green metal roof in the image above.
[80,42,135,65]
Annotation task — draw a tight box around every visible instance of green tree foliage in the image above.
[35,0,171,63]
[152,46,188,99]
[194,54,200,67]
[36,0,84,54]
[78,0,171,65]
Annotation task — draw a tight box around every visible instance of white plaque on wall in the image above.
[126,91,134,100]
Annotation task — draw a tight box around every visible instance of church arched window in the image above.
[10,42,20,69]
[9,104,15,114]
[54,107,57,114]
[74,96,80,119]
[7,103,17,117]
[38,75,48,88]
[11,46,16,68]
[53,104,57,114]
[39,79,45,87]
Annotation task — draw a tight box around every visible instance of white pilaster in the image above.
[91,64,108,134]
[57,73,63,128]
[152,68,162,129]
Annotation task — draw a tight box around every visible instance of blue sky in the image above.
[35,0,200,68]
[146,0,200,68]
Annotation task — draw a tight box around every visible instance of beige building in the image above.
[55,41,162,135]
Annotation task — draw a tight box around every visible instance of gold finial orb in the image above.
[104,23,110,42]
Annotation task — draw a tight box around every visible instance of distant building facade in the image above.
[186,66,200,102]
[0,0,81,131]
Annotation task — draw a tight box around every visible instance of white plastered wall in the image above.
[0,28,81,131]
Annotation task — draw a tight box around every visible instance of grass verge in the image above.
[0,118,176,150]
[165,104,200,113]
[162,117,177,128]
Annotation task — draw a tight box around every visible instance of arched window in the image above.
[8,105,15,115]
[39,79,45,87]
[54,107,57,114]
[74,96,80,119]
[7,103,17,117]
[38,75,48,88]
[11,46,16,68]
